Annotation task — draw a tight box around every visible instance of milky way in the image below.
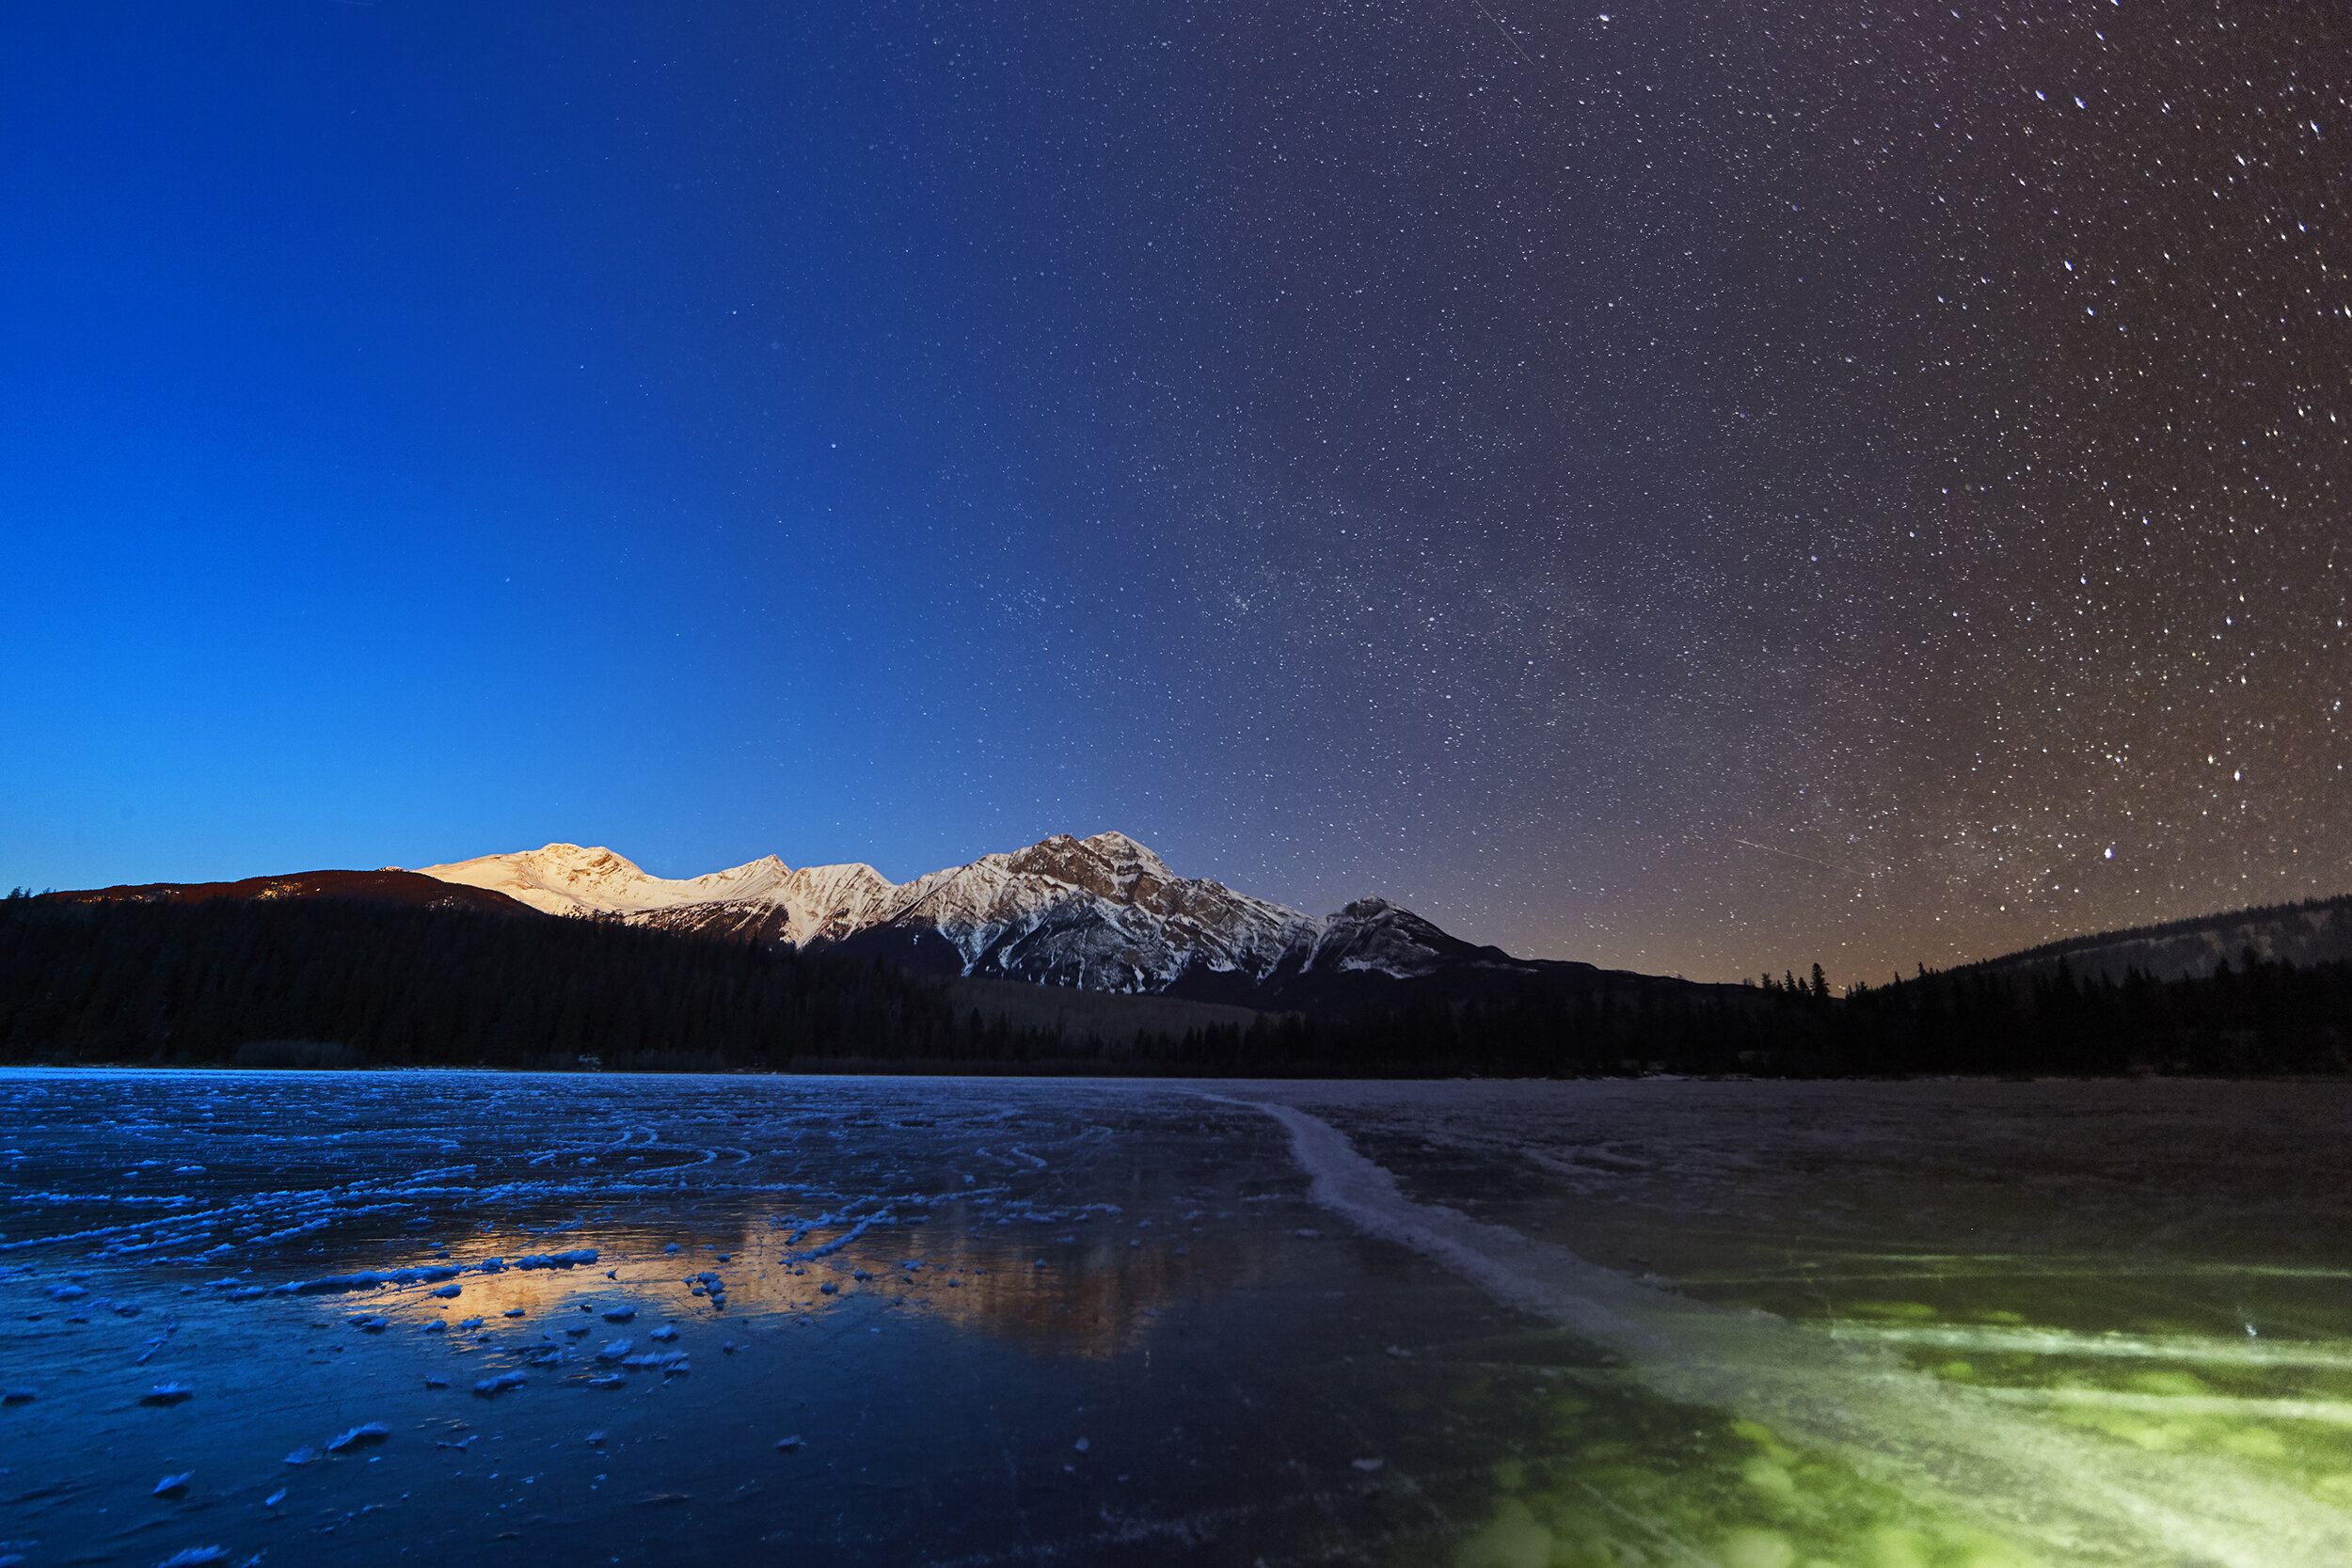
[849,0,2348,982]
[3,1,2344,985]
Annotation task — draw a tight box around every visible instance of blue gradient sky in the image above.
[5,3,2344,983]
[5,8,1200,888]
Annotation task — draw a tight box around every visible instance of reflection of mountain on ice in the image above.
[408,832,1546,1001]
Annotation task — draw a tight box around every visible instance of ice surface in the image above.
[1233,1078,2352,1567]
[4,1069,2347,1567]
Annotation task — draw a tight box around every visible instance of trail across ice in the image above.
[1236,1096,2352,1568]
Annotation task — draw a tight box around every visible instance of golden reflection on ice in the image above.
[378,1218,1264,1363]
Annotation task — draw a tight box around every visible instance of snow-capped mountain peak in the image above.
[1002,832,1178,911]
[409,832,1539,1000]
[409,843,804,918]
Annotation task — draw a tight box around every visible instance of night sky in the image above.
[3,1,2344,986]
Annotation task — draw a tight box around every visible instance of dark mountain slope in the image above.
[1958,894,2352,984]
[47,869,538,919]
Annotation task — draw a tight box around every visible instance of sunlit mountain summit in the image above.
[405,832,1544,1004]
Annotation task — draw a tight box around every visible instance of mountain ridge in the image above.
[401,832,1564,1005]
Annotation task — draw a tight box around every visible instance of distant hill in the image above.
[45,868,539,919]
[1958,894,2352,985]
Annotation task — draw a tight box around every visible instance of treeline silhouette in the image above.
[2,892,2346,1075]
[0,895,972,1071]
[1115,951,2348,1077]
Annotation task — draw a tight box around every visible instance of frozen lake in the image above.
[2,1071,2348,1567]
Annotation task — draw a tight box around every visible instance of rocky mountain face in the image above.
[407,832,1568,1004]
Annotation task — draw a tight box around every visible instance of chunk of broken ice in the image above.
[142,1384,195,1405]
[512,1248,598,1270]
[602,1307,635,1323]
[326,1422,389,1452]
[263,1488,287,1508]
[774,1435,803,1450]
[647,1324,677,1341]
[429,1284,461,1299]
[472,1372,525,1397]
[153,1549,228,1567]
[283,1447,319,1466]
[152,1472,192,1497]
[596,1339,632,1362]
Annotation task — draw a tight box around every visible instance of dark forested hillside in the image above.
[1947,893,2352,985]
[2,892,2346,1075]
[0,894,973,1070]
